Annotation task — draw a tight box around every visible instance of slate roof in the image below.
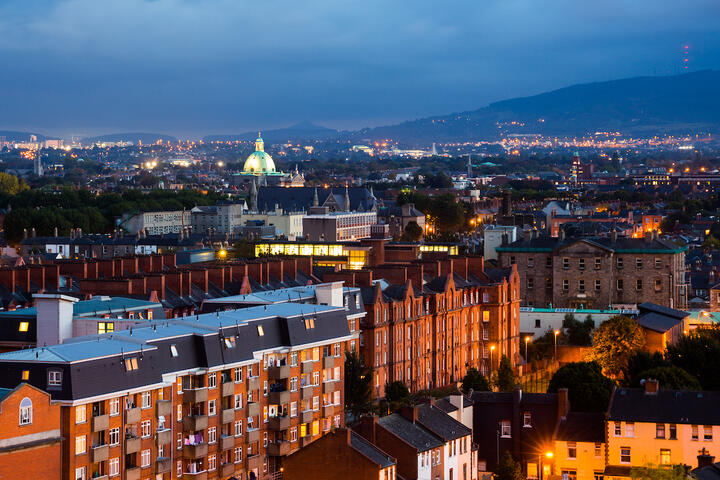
[635,302,688,333]
[555,412,605,443]
[350,431,395,468]
[416,403,471,441]
[608,388,720,424]
[497,235,686,253]
[0,387,12,401]
[471,391,558,405]
[693,463,720,480]
[378,414,444,451]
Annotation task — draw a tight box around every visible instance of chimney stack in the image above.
[399,405,419,423]
[698,448,715,469]
[644,379,659,394]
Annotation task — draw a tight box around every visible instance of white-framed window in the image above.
[109,457,120,476]
[48,370,62,386]
[208,454,217,471]
[141,449,151,467]
[19,397,32,425]
[234,367,243,382]
[523,412,532,427]
[234,420,243,436]
[208,399,217,416]
[177,460,182,478]
[290,377,298,392]
[567,442,577,459]
[208,426,217,444]
[141,420,151,438]
[291,401,297,417]
[75,466,86,480]
[500,420,511,438]
[620,447,631,463]
[234,447,242,463]
[290,427,298,442]
[625,422,634,438]
[75,434,86,455]
[75,405,86,424]
[208,372,217,388]
[141,391,151,409]
[108,428,120,445]
[234,394,243,409]
[109,398,120,416]
[313,396,319,410]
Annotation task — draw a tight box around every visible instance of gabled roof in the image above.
[635,302,688,333]
[608,388,720,424]
[350,431,395,469]
[693,463,720,480]
[378,414,444,452]
[416,403,471,441]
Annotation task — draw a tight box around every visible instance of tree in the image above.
[496,355,516,392]
[626,351,668,384]
[666,326,720,390]
[461,367,491,394]
[385,381,410,404]
[631,366,701,390]
[547,361,615,412]
[588,316,645,379]
[231,240,255,259]
[563,314,594,346]
[344,352,373,420]
[0,172,28,195]
[630,464,688,480]
[402,221,423,242]
[496,452,523,480]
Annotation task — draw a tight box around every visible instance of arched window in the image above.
[19,397,32,425]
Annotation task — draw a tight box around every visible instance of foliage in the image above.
[385,380,410,404]
[626,351,668,384]
[461,367,491,394]
[630,464,688,480]
[631,366,701,390]
[396,191,467,234]
[547,361,615,412]
[666,326,720,390]
[495,355,516,392]
[344,352,373,420]
[562,314,594,346]
[0,173,29,195]
[496,452,524,480]
[587,316,645,379]
[402,220,423,241]
[231,240,255,259]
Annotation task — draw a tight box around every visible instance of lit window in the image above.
[98,322,114,334]
[18,322,29,332]
[21,370,29,381]
[170,345,178,357]
[19,397,32,425]
[75,405,86,424]
[500,420,511,438]
[257,326,264,336]
[125,357,139,371]
[660,449,671,465]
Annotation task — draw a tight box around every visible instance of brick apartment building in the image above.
[0,298,360,480]
[318,256,521,399]
[0,383,63,480]
[497,232,687,309]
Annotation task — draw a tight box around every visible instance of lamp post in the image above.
[524,336,531,362]
[553,330,559,362]
[490,345,496,371]
[540,451,553,480]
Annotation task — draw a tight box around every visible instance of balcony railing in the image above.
[268,390,290,405]
[220,435,234,451]
[182,472,207,480]
[301,361,316,374]
[247,454,263,471]
[301,410,314,424]
[125,466,141,480]
[125,407,141,424]
[323,356,337,369]
[91,444,109,463]
[157,428,172,445]
[247,402,260,418]
[268,416,290,431]
[268,365,290,379]
[266,441,290,456]
[183,388,208,404]
[301,386,314,400]
[220,462,235,478]
[125,436,141,454]
[157,399,172,417]
[182,443,208,459]
[221,382,235,397]
[221,408,235,425]
[322,381,339,394]
[248,376,260,391]
[92,414,109,432]
[156,457,172,474]
[183,414,208,431]
[246,428,260,443]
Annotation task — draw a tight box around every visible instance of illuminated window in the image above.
[125,357,139,371]
[98,322,114,334]
[18,322,29,332]
[21,370,29,381]
[19,397,32,425]
[660,449,671,465]
[257,326,264,336]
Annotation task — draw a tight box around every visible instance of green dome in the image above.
[243,133,277,174]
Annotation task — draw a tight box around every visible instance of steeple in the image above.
[313,186,319,207]
[344,186,351,211]
[250,178,258,211]
[255,132,264,152]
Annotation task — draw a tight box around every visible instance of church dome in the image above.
[243,133,276,174]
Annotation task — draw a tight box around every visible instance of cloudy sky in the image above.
[1,0,719,138]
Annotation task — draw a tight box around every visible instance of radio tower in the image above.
[683,44,690,71]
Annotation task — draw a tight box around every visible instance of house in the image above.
[551,412,606,480]
[634,302,689,353]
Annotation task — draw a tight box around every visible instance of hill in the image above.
[203,121,337,143]
[82,133,178,145]
[355,70,720,144]
[0,130,54,142]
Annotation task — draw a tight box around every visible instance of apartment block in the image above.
[0,300,359,480]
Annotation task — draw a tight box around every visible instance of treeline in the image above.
[396,190,469,235]
[2,188,226,243]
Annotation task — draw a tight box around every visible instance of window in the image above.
[18,321,29,332]
[109,398,119,416]
[625,422,634,437]
[563,258,569,269]
[704,425,713,441]
[141,420,151,438]
[579,259,585,270]
[692,425,699,441]
[562,470,577,480]
[170,344,178,357]
[617,279,623,291]
[535,319,541,328]
[595,258,601,270]
[257,325,264,336]
[290,377,298,392]
[291,401,297,417]
[75,435,86,455]
[523,412,532,427]
[141,391,151,409]
[234,420,243,436]
[208,399,217,416]
[669,424,677,440]
[141,449,151,467]
[46,370,62,388]
[75,466,86,480]
[563,280,569,291]
[656,423,665,439]
[620,447,631,463]
[655,278,662,291]
[595,280,601,291]
[177,405,182,422]
[579,280,585,292]
[528,257,534,268]
[617,257,623,269]
[500,420,511,438]
[594,443,602,457]
[208,454,216,471]
[109,457,119,476]
[125,357,139,371]
[21,370,29,381]
[208,373,217,388]
[614,422,621,436]
[636,279,643,291]
[567,442,577,459]
[19,397,32,425]
[546,257,552,268]
[177,460,182,477]
[660,449,671,465]
[655,258,662,268]
[527,277,534,290]
[109,428,120,445]
[234,447,242,463]
[75,405,86,424]
[208,427,217,444]
[234,394,243,409]
[98,322,114,334]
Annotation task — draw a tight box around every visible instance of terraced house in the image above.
[0,300,360,480]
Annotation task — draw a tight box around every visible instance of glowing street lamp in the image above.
[524,336,531,361]
[553,330,560,362]
[490,344,496,370]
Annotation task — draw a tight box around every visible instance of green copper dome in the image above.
[243,133,277,174]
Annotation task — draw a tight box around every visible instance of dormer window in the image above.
[125,357,139,371]
[224,337,236,349]
[257,326,264,336]
[304,318,315,329]
[170,345,178,357]
[48,370,62,387]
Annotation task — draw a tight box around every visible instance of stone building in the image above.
[496,231,687,309]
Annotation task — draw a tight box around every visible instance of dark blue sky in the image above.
[1,0,719,138]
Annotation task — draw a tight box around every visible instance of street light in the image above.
[524,336,531,362]
[490,344,496,370]
[553,330,560,362]
[539,451,554,480]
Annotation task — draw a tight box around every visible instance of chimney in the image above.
[34,294,78,346]
[357,416,379,444]
[559,228,566,241]
[557,388,570,419]
[316,282,344,307]
[698,448,715,469]
[399,405,418,423]
[644,379,659,394]
[611,229,618,243]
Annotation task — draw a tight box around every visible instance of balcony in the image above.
[300,436,314,448]
[268,390,290,405]
[91,444,109,463]
[92,414,109,432]
[302,411,314,423]
[323,356,336,369]
[182,472,207,480]
[266,441,290,456]
[268,416,290,431]
[248,376,260,391]
[322,405,335,417]
[302,361,316,374]
[182,443,208,459]
[125,436,141,454]
[268,365,290,379]
[323,381,339,394]
[183,388,208,403]
[125,467,141,480]
[157,399,172,417]
[221,408,235,424]
[220,462,235,478]
[221,382,235,397]
[246,428,260,443]
[220,435,234,451]
[156,458,172,474]
[157,428,172,445]
[125,407,141,424]
[92,476,108,480]
[247,454,263,471]
[183,414,208,431]
[301,386,314,400]
[247,402,260,418]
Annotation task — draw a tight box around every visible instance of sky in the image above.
[1,0,719,139]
